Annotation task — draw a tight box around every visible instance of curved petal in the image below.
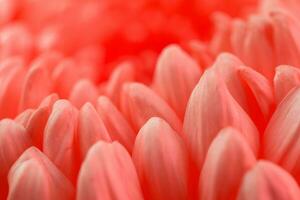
[133,117,189,200]
[77,141,143,200]
[121,83,182,133]
[97,96,135,152]
[153,44,201,119]
[0,119,31,199]
[105,62,135,108]
[78,102,111,159]
[19,63,53,111]
[69,79,98,108]
[43,100,78,182]
[274,65,300,103]
[183,68,259,168]
[8,147,74,200]
[264,87,300,182]
[200,127,256,200]
[237,161,300,200]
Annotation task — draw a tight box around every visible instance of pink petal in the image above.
[264,87,300,183]
[77,141,143,200]
[69,79,98,108]
[78,102,111,159]
[183,68,259,168]
[43,99,78,182]
[26,106,50,149]
[19,62,53,111]
[133,117,189,200]
[238,66,275,129]
[243,16,275,80]
[230,19,246,60]
[0,24,33,60]
[105,62,135,108]
[8,147,74,200]
[210,13,232,55]
[200,127,256,200]
[29,51,63,74]
[237,161,300,200]
[271,13,300,67]
[38,93,59,108]
[0,119,31,199]
[153,44,201,119]
[0,58,26,119]
[14,109,34,127]
[274,65,300,103]
[52,59,80,98]
[97,96,136,152]
[121,82,182,133]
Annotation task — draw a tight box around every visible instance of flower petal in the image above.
[133,117,189,200]
[121,83,182,133]
[97,96,135,152]
[8,147,74,200]
[183,68,259,168]
[69,79,98,108]
[274,65,300,103]
[19,62,53,111]
[200,127,256,200]
[153,44,201,119]
[264,87,300,182]
[105,62,135,108]
[43,99,78,182]
[78,102,111,159]
[0,119,31,199]
[77,141,143,200]
[237,161,300,200]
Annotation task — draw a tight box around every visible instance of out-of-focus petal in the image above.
[271,13,300,67]
[264,87,300,182]
[69,79,98,108]
[0,24,33,60]
[105,62,135,108]
[274,65,300,103]
[0,58,26,119]
[210,13,232,55]
[133,117,189,200]
[237,161,300,200]
[52,59,80,98]
[121,83,182,133]
[78,102,111,159]
[77,141,144,200]
[183,68,259,168]
[8,147,74,200]
[243,16,275,80]
[43,100,78,182]
[19,61,53,111]
[97,96,135,152]
[14,109,34,127]
[153,44,201,119]
[200,127,256,200]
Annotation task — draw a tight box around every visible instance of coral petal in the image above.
[43,100,78,181]
[97,96,135,152]
[133,117,189,200]
[77,141,143,200]
[78,102,111,159]
[183,68,259,168]
[153,44,201,119]
[8,147,74,200]
[121,83,182,133]
[237,161,300,200]
[200,127,256,200]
